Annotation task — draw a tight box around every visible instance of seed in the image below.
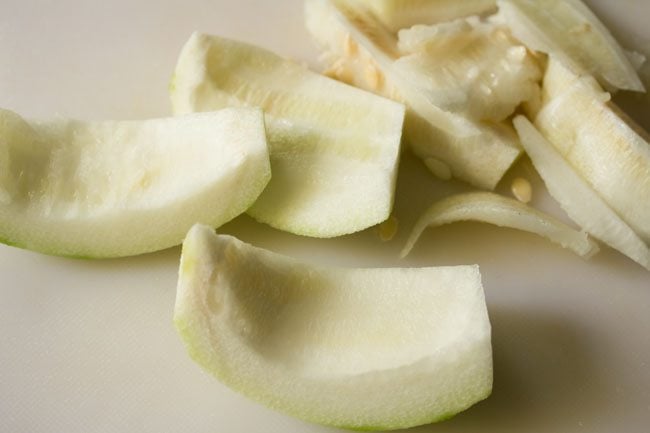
[596,91,612,103]
[343,33,357,57]
[335,66,355,85]
[507,46,527,62]
[323,57,346,79]
[378,215,399,242]
[511,177,533,203]
[323,66,338,79]
[424,158,452,181]
[365,63,382,90]
[323,58,355,84]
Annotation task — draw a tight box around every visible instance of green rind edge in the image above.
[174,313,493,432]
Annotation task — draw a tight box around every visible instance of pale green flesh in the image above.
[171,33,404,238]
[174,224,493,430]
[514,116,650,271]
[0,108,270,258]
[402,192,599,258]
[305,0,524,190]
[535,60,650,244]
[496,0,645,92]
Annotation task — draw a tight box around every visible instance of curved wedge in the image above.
[0,108,270,258]
[535,59,650,244]
[174,224,493,430]
[495,0,644,92]
[171,33,404,238]
[514,116,650,271]
[401,192,599,258]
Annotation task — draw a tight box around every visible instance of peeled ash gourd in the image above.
[514,116,650,271]
[0,108,270,258]
[305,0,535,189]
[534,59,650,244]
[494,0,645,92]
[174,224,493,430]
[170,32,405,238]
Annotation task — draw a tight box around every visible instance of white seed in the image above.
[378,215,399,242]
[323,66,338,79]
[335,66,355,85]
[597,91,612,103]
[323,57,346,79]
[507,46,527,62]
[365,63,382,90]
[424,158,453,181]
[343,33,357,57]
[511,177,533,203]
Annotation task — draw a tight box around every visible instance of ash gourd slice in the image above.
[401,192,599,258]
[0,108,270,258]
[174,224,493,430]
[170,33,404,238]
[305,0,478,137]
[356,0,497,33]
[396,16,542,123]
[305,0,529,190]
[514,116,650,271]
[495,0,645,92]
[533,59,650,244]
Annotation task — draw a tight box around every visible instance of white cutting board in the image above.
[1,1,649,432]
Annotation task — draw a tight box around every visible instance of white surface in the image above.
[0,1,649,432]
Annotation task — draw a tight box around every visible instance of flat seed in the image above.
[378,215,399,242]
[343,33,357,57]
[323,67,338,79]
[365,63,382,90]
[511,177,533,203]
[424,158,453,181]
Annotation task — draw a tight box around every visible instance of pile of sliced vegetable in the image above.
[1,0,648,430]
[304,0,649,272]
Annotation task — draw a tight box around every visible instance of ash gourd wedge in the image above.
[495,0,645,92]
[514,116,650,271]
[396,16,542,123]
[174,224,493,430]
[0,108,270,258]
[534,59,650,244]
[401,192,599,259]
[305,0,526,190]
[357,0,497,33]
[306,0,478,137]
[170,33,404,238]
